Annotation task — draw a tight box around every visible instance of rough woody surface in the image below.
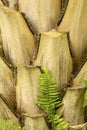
[61,87,85,125]
[0,5,35,66]
[58,0,87,66]
[0,97,18,124]
[18,0,61,33]
[57,62,87,125]
[0,1,3,5]
[69,123,87,130]
[16,66,42,115]
[8,0,18,9]
[24,114,49,130]
[0,57,16,110]
[16,66,49,130]
[34,31,72,90]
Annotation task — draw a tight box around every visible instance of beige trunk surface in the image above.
[16,66,42,115]
[34,31,72,90]
[58,0,87,66]
[69,123,87,130]
[24,114,49,130]
[18,0,61,33]
[0,57,16,110]
[16,66,49,130]
[61,87,85,125]
[0,1,3,5]
[0,97,18,124]
[8,0,18,9]
[0,5,35,66]
[57,62,87,125]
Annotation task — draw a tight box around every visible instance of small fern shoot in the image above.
[37,67,68,130]
[83,80,87,107]
[51,114,68,130]
[0,119,25,130]
[37,67,61,117]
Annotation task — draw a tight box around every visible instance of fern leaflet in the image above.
[83,80,87,107]
[37,67,68,130]
[0,119,25,130]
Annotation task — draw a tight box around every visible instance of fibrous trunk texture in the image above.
[0,5,35,66]
[58,62,87,125]
[0,1,3,5]
[0,57,16,110]
[16,66,49,130]
[69,123,87,130]
[57,0,87,67]
[16,66,42,115]
[34,31,72,90]
[24,114,49,130]
[0,97,18,124]
[18,0,61,33]
[61,87,85,125]
[8,0,18,9]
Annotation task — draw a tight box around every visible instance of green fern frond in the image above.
[83,80,87,86]
[51,114,68,130]
[37,67,68,130]
[0,119,25,130]
[83,90,87,107]
[83,80,87,107]
[37,67,61,115]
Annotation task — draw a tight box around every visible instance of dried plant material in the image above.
[61,87,85,125]
[58,0,87,66]
[69,122,87,130]
[0,97,18,124]
[0,1,3,5]
[24,114,49,130]
[57,0,78,32]
[34,31,72,90]
[57,63,87,125]
[0,57,16,110]
[18,0,61,33]
[0,6,35,66]
[72,62,87,88]
[16,66,43,115]
[8,0,18,9]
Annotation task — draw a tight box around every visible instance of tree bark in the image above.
[24,114,49,130]
[69,123,87,130]
[34,31,72,90]
[57,0,87,67]
[18,0,61,33]
[0,57,16,110]
[16,66,49,130]
[61,87,85,125]
[16,66,42,115]
[57,62,87,125]
[0,97,18,124]
[8,0,18,9]
[72,62,87,88]
[0,1,87,129]
[0,1,3,5]
[0,5,35,66]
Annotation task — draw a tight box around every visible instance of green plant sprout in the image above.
[0,119,25,130]
[37,67,68,130]
[83,80,87,107]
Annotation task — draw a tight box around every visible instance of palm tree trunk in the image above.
[0,0,87,129]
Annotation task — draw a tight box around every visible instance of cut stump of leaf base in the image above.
[23,114,49,130]
[0,5,35,66]
[16,66,49,130]
[69,122,87,130]
[0,97,18,124]
[18,0,61,33]
[34,31,72,91]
